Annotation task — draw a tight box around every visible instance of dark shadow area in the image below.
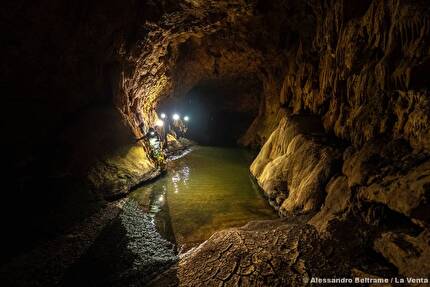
[0,0,145,265]
[0,0,183,268]
[61,200,178,287]
[0,175,104,263]
[0,106,139,263]
[158,77,262,146]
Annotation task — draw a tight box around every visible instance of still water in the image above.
[130,146,277,251]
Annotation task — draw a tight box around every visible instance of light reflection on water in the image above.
[130,146,277,251]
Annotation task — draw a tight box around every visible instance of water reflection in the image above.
[171,165,190,194]
[130,146,277,252]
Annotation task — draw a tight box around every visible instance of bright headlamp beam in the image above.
[172,114,180,120]
[160,113,166,119]
[184,116,189,121]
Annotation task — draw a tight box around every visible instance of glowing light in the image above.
[172,114,180,120]
[150,131,155,136]
[155,119,164,127]
[160,113,166,119]
[172,173,180,183]
[159,195,164,202]
[184,116,189,122]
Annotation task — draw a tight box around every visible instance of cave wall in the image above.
[241,0,430,149]
[1,0,182,255]
[2,0,185,201]
[249,0,430,277]
[3,0,155,162]
[118,0,264,136]
[252,0,430,212]
[286,0,430,150]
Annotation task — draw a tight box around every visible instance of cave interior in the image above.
[1,0,430,286]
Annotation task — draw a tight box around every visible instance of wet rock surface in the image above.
[358,153,430,222]
[87,144,160,199]
[165,137,195,158]
[251,115,343,216]
[150,220,352,287]
[61,200,177,286]
[308,175,352,236]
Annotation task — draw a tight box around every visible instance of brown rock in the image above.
[150,220,349,287]
[251,115,341,215]
[309,175,352,236]
[359,160,430,223]
[374,230,430,278]
[87,144,159,199]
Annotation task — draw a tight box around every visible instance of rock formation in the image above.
[247,1,430,279]
[2,0,430,284]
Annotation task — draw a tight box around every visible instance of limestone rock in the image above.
[251,115,325,177]
[374,230,430,278]
[342,139,417,187]
[359,159,430,223]
[251,115,342,215]
[340,138,430,224]
[87,144,159,199]
[150,220,349,286]
[309,175,352,236]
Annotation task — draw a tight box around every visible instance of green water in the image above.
[130,146,277,251]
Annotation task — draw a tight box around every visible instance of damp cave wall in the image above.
[249,0,430,224]
[248,0,430,277]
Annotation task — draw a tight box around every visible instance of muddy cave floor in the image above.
[0,146,397,287]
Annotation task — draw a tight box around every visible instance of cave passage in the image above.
[158,77,261,146]
[130,146,277,251]
[3,0,430,285]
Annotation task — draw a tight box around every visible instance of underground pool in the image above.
[130,146,278,251]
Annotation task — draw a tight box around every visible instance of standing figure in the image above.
[136,125,164,163]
